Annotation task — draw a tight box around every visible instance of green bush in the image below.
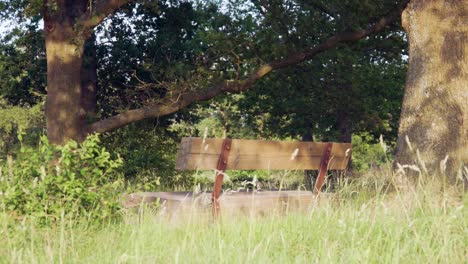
[0,134,124,225]
[352,133,392,173]
[0,98,44,158]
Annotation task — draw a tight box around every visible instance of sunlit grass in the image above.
[1,174,466,264]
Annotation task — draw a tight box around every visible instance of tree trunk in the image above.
[302,128,316,190]
[81,35,98,121]
[337,109,352,171]
[337,110,352,143]
[395,0,467,178]
[45,22,87,144]
[331,110,352,187]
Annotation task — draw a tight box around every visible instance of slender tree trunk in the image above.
[337,110,352,143]
[45,23,87,144]
[302,128,316,190]
[331,109,352,187]
[395,0,467,179]
[81,35,98,120]
[336,109,352,171]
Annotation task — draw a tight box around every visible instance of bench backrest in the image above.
[175,137,352,215]
[176,137,352,171]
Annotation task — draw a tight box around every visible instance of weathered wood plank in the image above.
[175,137,352,170]
[182,137,351,157]
[122,191,321,218]
[179,154,349,170]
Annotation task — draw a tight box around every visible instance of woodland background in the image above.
[0,0,409,189]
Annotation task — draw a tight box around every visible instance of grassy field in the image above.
[1,177,466,264]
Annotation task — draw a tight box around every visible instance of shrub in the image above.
[352,133,392,173]
[0,98,44,158]
[0,134,124,225]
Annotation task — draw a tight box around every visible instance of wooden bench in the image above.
[175,137,352,215]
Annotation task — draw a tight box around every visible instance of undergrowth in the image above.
[0,169,466,263]
[0,132,466,263]
[0,135,124,225]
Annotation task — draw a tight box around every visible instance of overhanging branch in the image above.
[89,0,409,134]
[307,1,337,18]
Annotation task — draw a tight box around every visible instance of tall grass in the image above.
[1,172,466,264]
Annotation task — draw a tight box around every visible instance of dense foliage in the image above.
[0,135,124,224]
[0,0,408,191]
[0,98,44,157]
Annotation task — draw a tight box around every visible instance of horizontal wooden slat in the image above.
[183,137,351,157]
[175,137,351,170]
[179,154,349,170]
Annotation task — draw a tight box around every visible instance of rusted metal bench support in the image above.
[313,142,333,195]
[212,138,232,216]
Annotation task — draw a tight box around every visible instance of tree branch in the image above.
[89,0,409,134]
[307,1,337,18]
[77,0,135,30]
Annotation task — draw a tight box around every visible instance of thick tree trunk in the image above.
[395,0,467,178]
[43,0,101,144]
[45,23,87,144]
[40,0,132,144]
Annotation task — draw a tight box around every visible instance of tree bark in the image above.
[337,110,352,143]
[81,35,98,120]
[302,127,316,190]
[333,109,352,185]
[395,0,467,179]
[45,22,87,144]
[42,0,132,144]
